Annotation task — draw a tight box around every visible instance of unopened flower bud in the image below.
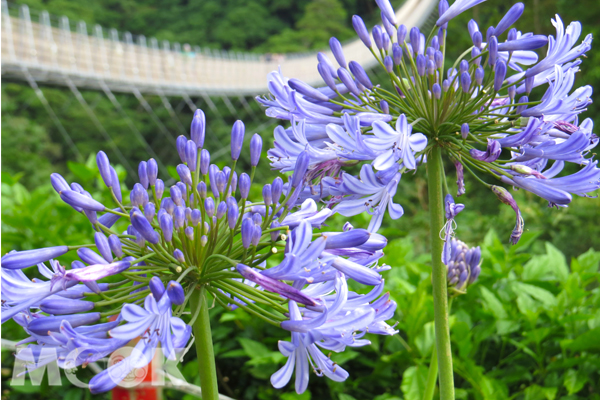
[131,211,160,244]
[197,181,207,199]
[373,25,384,50]
[416,54,426,76]
[242,218,254,249]
[231,120,245,161]
[108,234,123,258]
[173,249,185,263]
[200,149,210,175]
[170,185,183,207]
[174,206,186,229]
[460,72,471,93]
[190,109,206,148]
[177,164,193,186]
[291,151,310,188]
[380,100,390,114]
[155,179,164,200]
[96,151,112,188]
[488,36,498,66]
[397,24,407,43]
[461,123,469,140]
[271,177,283,204]
[250,134,262,167]
[138,161,149,189]
[167,281,185,305]
[185,140,197,171]
[329,37,347,68]
[205,197,215,218]
[349,61,373,89]
[149,276,165,300]
[494,60,507,91]
[176,135,187,163]
[338,67,360,97]
[410,27,421,55]
[427,59,436,75]
[433,83,442,99]
[352,15,371,48]
[217,201,227,219]
[475,66,484,85]
[495,3,524,36]
[263,184,272,207]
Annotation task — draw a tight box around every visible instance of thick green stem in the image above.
[427,145,455,400]
[190,287,219,400]
[422,346,438,400]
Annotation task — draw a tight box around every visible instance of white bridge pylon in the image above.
[1,0,437,96]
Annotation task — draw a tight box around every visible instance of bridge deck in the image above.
[1,0,436,96]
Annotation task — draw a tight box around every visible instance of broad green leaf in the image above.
[479,286,507,319]
[67,161,97,182]
[544,243,569,281]
[238,337,270,359]
[522,243,569,282]
[496,319,521,336]
[573,248,600,274]
[561,327,600,352]
[524,385,558,400]
[414,321,435,357]
[513,282,557,308]
[517,292,541,319]
[281,391,312,400]
[401,365,428,400]
[564,369,588,394]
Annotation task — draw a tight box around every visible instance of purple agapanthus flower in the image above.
[330,164,404,232]
[89,290,191,393]
[272,273,397,394]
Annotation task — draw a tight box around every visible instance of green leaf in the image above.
[573,248,600,274]
[561,327,600,352]
[563,369,588,394]
[67,161,97,182]
[280,391,311,400]
[522,243,569,282]
[238,337,270,359]
[495,319,521,336]
[524,385,558,400]
[513,282,557,308]
[479,286,507,319]
[414,321,435,357]
[400,365,428,400]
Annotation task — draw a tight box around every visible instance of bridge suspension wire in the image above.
[98,80,170,177]
[19,65,84,161]
[64,75,136,177]
[131,87,177,146]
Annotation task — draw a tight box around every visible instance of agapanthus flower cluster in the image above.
[258,0,598,244]
[1,109,397,393]
[441,194,481,294]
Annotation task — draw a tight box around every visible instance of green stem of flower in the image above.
[423,345,439,400]
[423,298,454,400]
[190,286,220,400]
[427,145,455,400]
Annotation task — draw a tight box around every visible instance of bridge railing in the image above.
[1,0,437,96]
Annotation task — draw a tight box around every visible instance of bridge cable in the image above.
[131,87,176,145]
[98,80,170,177]
[63,75,136,177]
[19,65,84,162]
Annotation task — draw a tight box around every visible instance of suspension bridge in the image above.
[1,0,437,178]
